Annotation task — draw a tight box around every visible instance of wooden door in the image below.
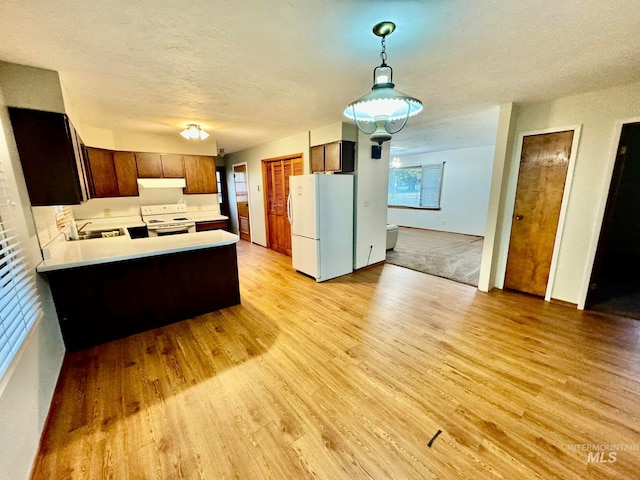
[160,154,184,178]
[504,130,574,296]
[135,153,163,177]
[112,152,139,196]
[86,147,118,197]
[263,155,303,256]
[185,156,217,193]
[233,164,251,241]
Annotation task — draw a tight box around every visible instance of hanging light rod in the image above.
[344,21,423,145]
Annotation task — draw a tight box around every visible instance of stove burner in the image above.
[147,219,162,223]
[173,217,188,221]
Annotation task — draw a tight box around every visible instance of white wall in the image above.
[0,67,65,480]
[387,145,494,236]
[225,131,310,246]
[487,82,640,305]
[354,134,389,268]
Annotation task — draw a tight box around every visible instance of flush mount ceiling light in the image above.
[180,124,209,140]
[344,21,423,145]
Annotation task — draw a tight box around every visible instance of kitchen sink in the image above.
[69,228,126,240]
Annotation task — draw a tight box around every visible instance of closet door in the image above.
[263,155,303,256]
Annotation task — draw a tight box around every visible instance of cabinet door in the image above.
[113,152,139,196]
[324,142,342,172]
[161,154,184,177]
[86,147,119,197]
[135,153,163,177]
[196,220,228,231]
[184,155,217,193]
[8,108,84,205]
[311,145,325,173]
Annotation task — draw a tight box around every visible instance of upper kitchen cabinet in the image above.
[85,148,139,197]
[160,154,184,178]
[310,141,355,173]
[8,107,89,205]
[112,151,139,196]
[184,155,217,194]
[134,152,163,178]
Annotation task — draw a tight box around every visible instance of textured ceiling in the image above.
[0,0,639,156]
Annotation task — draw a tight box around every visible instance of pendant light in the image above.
[344,22,423,145]
[180,124,209,140]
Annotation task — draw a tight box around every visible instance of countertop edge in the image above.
[36,234,239,273]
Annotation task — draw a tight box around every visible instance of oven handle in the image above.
[150,225,192,234]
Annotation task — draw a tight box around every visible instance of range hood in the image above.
[137,178,186,189]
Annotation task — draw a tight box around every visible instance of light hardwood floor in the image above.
[31,241,640,479]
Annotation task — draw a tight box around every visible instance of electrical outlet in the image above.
[104,208,111,217]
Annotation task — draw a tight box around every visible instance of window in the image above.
[388,162,444,208]
[0,156,41,387]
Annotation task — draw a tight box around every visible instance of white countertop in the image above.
[37,229,239,273]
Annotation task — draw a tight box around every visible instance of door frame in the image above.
[232,162,251,242]
[261,153,303,250]
[497,125,582,301]
[577,116,640,309]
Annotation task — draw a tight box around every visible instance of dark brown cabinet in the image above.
[112,152,139,196]
[8,107,88,205]
[85,147,139,197]
[160,154,184,178]
[310,141,355,173]
[196,220,228,232]
[53,141,217,199]
[134,152,163,178]
[184,155,217,194]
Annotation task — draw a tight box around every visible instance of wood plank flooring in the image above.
[31,240,640,479]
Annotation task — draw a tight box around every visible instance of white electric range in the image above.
[140,204,196,237]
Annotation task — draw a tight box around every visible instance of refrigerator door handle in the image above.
[287,192,293,225]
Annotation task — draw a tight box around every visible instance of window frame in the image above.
[388,162,445,210]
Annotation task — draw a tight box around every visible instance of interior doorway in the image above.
[504,130,575,297]
[233,164,251,242]
[262,154,303,256]
[586,122,640,318]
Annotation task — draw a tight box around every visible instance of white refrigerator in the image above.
[288,173,354,282]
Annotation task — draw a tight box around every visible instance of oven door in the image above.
[148,224,195,237]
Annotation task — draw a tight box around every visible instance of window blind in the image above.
[0,155,41,384]
[420,163,445,208]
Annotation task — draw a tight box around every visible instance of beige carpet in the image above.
[385,227,483,286]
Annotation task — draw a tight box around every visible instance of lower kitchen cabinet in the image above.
[196,220,228,232]
[45,244,240,351]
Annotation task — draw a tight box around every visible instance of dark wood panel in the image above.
[135,152,163,178]
[161,154,185,178]
[184,155,217,193]
[112,151,139,196]
[196,220,228,231]
[323,141,341,171]
[8,108,83,205]
[86,147,118,197]
[46,244,240,351]
[310,145,324,173]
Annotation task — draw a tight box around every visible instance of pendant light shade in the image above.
[344,22,423,145]
[180,124,209,140]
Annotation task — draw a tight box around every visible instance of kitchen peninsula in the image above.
[38,230,240,351]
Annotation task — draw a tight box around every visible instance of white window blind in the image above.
[420,163,445,208]
[0,156,41,383]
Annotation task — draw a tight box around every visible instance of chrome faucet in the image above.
[77,221,92,233]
